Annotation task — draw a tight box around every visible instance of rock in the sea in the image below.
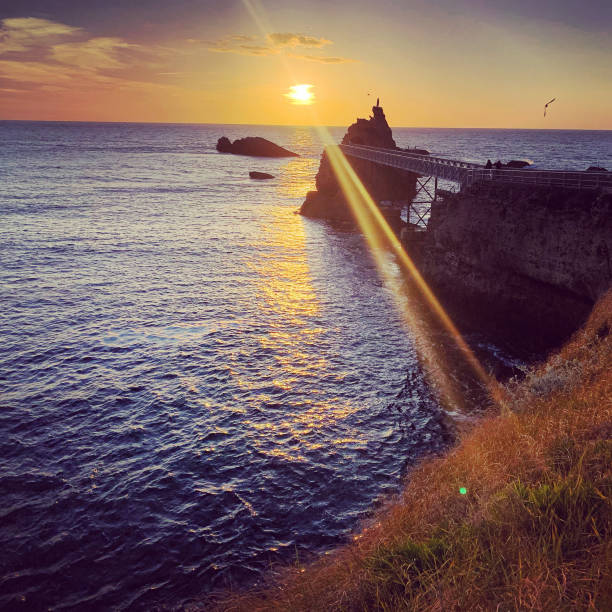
[586,166,608,172]
[506,160,531,169]
[216,136,298,157]
[249,171,274,180]
[216,136,232,153]
[300,105,417,223]
[402,147,430,155]
[343,105,397,148]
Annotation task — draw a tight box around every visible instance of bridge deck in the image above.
[338,144,612,191]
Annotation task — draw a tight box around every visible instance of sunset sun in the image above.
[284,84,315,105]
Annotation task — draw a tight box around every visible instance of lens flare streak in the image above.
[316,133,501,412]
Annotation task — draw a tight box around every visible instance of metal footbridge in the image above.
[338,143,612,191]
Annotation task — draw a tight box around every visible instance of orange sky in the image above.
[1,0,611,128]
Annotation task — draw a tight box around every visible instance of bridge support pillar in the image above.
[408,176,438,228]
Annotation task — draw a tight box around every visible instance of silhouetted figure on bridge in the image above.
[485,159,492,169]
[494,160,503,169]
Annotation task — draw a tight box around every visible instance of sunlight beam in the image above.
[315,133,502,412]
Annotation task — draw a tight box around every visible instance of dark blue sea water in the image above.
[1,122,610,610]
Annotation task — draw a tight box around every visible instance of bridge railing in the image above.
[465,168,612,191]
[336,143,612,192]
[337,144,473,183]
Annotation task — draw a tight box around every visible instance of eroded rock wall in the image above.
[416,183,612,349]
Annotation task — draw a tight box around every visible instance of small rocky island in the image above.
[216,136,298,157]
[300,105,416,223]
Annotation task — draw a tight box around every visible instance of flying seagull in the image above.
[543,97,556,117]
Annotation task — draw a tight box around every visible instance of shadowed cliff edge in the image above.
[414,183,612,353]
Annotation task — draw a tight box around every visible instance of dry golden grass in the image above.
[211,290,612,612]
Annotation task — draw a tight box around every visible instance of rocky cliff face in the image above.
[300,106,417,223]
[416,183,612,350]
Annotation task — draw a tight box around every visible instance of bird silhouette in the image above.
[543,97,556,117]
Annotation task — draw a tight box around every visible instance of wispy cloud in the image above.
[0,17,177,97]
[267,33,331,48]
[0,58,117,89]
[207,34,279,56]
[0,17,82,54]
[207,31,354,63]
[288,53,357,64]
[51,37,140,70]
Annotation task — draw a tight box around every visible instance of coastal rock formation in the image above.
[506,160,531,168]
[416,183,612,350]
[300,105,417,223]
[587,166,608,172]
[249,171,274,180]
[216,136,298,157]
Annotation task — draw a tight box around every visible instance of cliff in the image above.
[416,183,612,351]
[300,106,417,224]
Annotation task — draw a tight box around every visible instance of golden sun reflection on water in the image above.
[277,156,319,198]
[277,127,319,199]
[226,184,363,461]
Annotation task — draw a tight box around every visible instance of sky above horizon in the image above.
[1,0,611,128]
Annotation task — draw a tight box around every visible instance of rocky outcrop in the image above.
[587,166,608,172]
[506,160,531,168]
[249,171,274,180]
[216,136,298,157]
[415,183,612,351]
[300,106,417,224]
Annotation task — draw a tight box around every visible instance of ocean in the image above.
[1,121,611,610]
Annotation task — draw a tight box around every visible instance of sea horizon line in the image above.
[1,118,611,132]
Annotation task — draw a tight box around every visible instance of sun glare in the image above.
[285,84,315,105]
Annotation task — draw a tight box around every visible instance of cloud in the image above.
[0,59,75,84]
[0,18,165,99]
[207,34,279,56]
[0,58,117,90]
[0,17,81,54]
[0,16,162,94]
[288,53,357,64]
[267,33,332,48]
[208,44,279,57]
[207,32,355,61]
[51,37,139,70]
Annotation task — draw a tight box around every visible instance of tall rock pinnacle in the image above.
[299,106,416,222]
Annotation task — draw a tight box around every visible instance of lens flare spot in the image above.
[459,487,467,495]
